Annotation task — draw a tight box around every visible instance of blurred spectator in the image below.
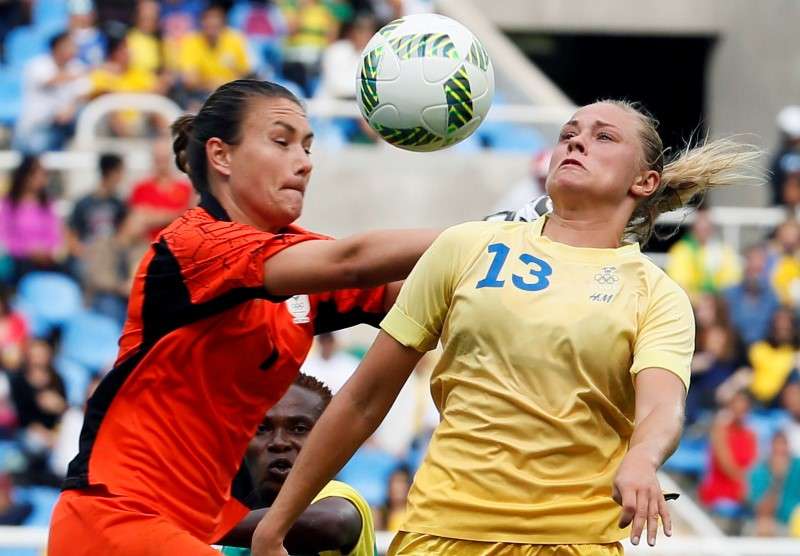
[317,14,374,100]
[750,431,800,537]
[769,219,800,307]
[89,34,167,137]
[687,324,740,425]
[121,137,193,244]
[67,153,128,321]
[370,0,434,19]
[699,389,758,531]
[383,464,411,532]
[126,0,164,76]
[13,31,90,154]
[317,13,378,143]
[0,368,17,439]
[0,156,64,282]
[748,307,800,407]
[0,472,33,525]
[50,375,100,478]
[232,0,289,76]
[282,0,339,96]
[493,149,552,213]
[301,332,360,394]
[0,288,28,371]
[666,207,742,299]
[782,382,800,457]
[68,0,105,67]
[8,338,67,485]
[725,244,779,347]
[67,153,127,258]
[177,4,252,105]
[770,106,800,207]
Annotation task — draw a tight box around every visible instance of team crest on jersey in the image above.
[589,266,621,303]
[286,295,311,324]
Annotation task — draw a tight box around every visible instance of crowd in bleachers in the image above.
[0,0,541,153]
[659,105,800,537]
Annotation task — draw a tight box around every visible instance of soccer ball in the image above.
[356,14,495,152]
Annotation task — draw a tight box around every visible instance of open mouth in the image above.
[267,458,293,476]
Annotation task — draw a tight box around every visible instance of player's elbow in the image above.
[317,502,363,551]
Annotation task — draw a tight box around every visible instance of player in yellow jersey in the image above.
[218,374,376,556]
[252,100,762,556]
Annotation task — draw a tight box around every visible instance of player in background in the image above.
[48,79,439,555]
[218,373,375,556]
[253,100,762,556]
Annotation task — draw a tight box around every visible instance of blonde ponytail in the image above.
[601,100,765,244]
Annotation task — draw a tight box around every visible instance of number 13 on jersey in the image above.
[476,243,553,292]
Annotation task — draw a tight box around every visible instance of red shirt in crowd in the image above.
[129,177,193,240]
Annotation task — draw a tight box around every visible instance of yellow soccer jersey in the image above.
[314,481,377,556]
[381,216,694,545]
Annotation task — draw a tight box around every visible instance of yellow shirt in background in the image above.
[381,217,694,544]
[284,3,335,50]
[127,29,162,74]
[748,341,796,403]
[314,480,376,556]
[772,255,800,306]
[179,29,251,90]
[90,66,157,94]
[665,236,742,298]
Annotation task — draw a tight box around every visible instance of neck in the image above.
[211,183,280,233]
[543,209,628,249]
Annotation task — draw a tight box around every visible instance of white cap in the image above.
[777,106,800,138]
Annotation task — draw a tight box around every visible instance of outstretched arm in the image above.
[613,368,686,547]
[219,497,361,554]
[250,332,423,556]
[263,229,440,297]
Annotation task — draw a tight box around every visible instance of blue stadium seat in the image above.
[337,446,398,507]
[59,310,121,373]
[0,66,23,126]
[663,435,708,477]
[15,272,83,337]
[15,485,60,526]
[4,26,49,69]
[747,409,789,456]
[33,0,69,31]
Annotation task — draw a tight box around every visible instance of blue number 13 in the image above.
[476,242,552,292]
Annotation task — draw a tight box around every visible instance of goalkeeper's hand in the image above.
[483,195,552,222]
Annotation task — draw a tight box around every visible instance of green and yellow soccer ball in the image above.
[357,14,495,152]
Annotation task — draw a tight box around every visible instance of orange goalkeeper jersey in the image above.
[63,192,387,543]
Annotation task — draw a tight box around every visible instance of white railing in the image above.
[2,527,799,554]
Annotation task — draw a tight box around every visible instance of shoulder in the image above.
[436,220,512,248]
[314,480,370,513]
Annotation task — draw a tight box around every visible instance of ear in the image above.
[630,170,661,199]
[206,137,232,178]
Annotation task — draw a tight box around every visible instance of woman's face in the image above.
[547,103,655,211]
[223,97,314,231]
[26,162,49,195]
[773,310,796,344]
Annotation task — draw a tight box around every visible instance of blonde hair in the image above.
[600,100,764,244]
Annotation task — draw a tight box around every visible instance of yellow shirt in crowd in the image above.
[748,341,796,404]
[127,29,162,74]
[666,236,741,298]
[381,217,694,544]
[772,254,800,306]
[179,29,251,91]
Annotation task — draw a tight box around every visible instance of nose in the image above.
[567,132,587,155]
[295,149,313,177]
[267,429,292,453]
